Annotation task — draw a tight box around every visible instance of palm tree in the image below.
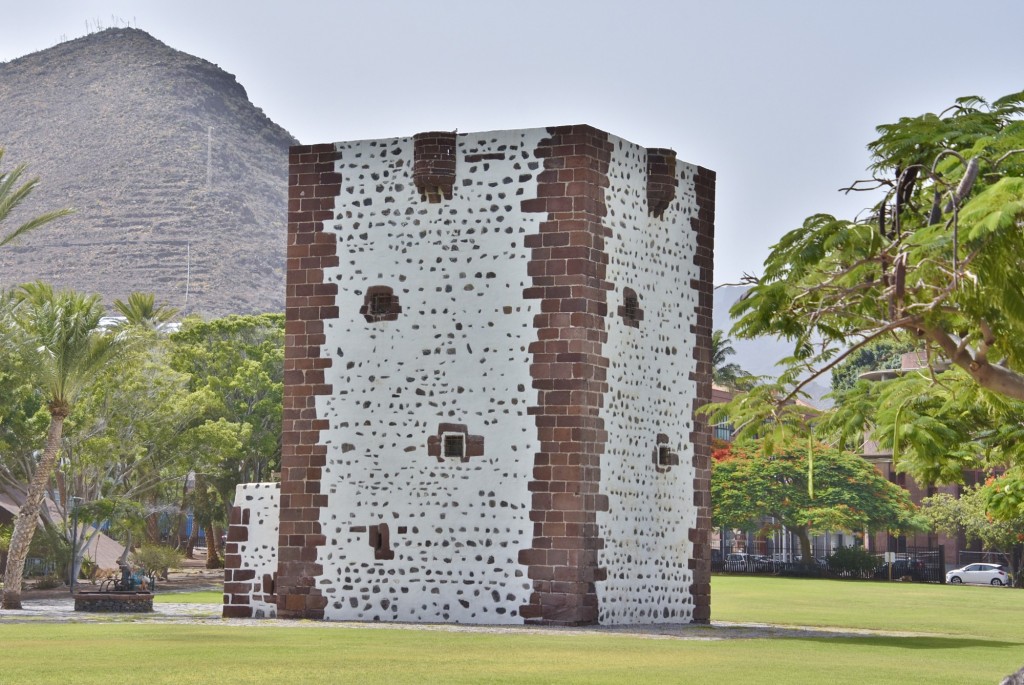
[1,283,129,608]
[112,292,178,331]
[712,329,751,389]
[0,148,72,247]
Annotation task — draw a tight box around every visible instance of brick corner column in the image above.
[277,143,341,620]
[688,165,716,624]
[222,504,253,618]
[519,125,614,626]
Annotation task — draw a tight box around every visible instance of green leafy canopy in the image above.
[718,90,1024,516]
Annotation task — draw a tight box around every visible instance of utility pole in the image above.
[183,240,191,313]
[206,126,213,189]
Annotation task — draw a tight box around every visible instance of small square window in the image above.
[443,434,465,459]
[658,445,672,466]
[370,292,393,316]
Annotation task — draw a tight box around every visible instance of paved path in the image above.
[0,595,943,641]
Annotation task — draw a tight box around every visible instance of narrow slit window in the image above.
[624,295,639,320]
[619,287,643,328]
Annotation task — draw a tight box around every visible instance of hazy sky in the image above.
[3,1,1023,285]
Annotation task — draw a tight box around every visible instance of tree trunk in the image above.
[2,413,65,609]
[1012,543,1023,590]
[923,324,1024,401]
[144,510,161,544]
[792,525,814,566]
[204,521,222,569]
[186,524,198,560]
[175,478,189,551]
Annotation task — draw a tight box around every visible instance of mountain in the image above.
[0,28,297,316]
[713,285,833,408]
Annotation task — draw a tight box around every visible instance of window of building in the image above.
[713,422,734,442]
[361,285,401,323]
[428,423,483,463]
[624,295,639,319]
[371,291,393,317]
[618,287,643,328]
[443,433,465,459]
[653,433,678,472]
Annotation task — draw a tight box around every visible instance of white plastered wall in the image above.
[313,130,548,623]
[231,482,280,618]
[596,137,702,624]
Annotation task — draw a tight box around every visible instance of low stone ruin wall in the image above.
[74,592,154,612]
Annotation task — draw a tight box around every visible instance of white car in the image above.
[723,553,749,572]
[945,563,1011,586]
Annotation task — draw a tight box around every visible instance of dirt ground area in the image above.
[19,555,223,600]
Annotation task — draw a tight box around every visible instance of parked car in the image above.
[945,563,1011,586]
[724,553,749,572]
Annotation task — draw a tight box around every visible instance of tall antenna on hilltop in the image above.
[183,240,191,313]
[206,126,213,189]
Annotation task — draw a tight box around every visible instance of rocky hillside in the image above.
[0,28,296,316]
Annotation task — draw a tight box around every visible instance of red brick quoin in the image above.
[222,505,256,618]
[687,166,716,624]
[646,148,678,219]
[519,125,614,626]
[413,131,457,203]
[276,143,341,619]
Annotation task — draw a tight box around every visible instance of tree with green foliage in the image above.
[58,341,204,576]
[169,314,283,484]
[181,418,250,568]
[168,314,283,564]
[922,483,1024,587]
[1,283,130,608]
[733,90,1024,401]
[829,338,917,393]
[717,90,1024,518]
[112,292,178,331]
[0,148,72,247]
[712,440,919,564]
[711,329,752,389]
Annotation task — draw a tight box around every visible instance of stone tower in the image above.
[223,125,715,626]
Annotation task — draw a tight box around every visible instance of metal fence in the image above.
[712,544,945,583]
[958,550,1012,567]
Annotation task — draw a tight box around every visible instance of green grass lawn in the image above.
[152,590,223,604]
[713,574,1023,641]
[1,576,1021,684]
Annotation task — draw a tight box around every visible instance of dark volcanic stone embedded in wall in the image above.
[687,165,716,624]
[276,143,341,620]
[518,125,614,626]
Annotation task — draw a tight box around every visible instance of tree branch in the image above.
[921,324,1024,401]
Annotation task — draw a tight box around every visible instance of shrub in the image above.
[130,545,183,580]
[32,575,63,590]
[26,522,70,577]
[828,545,878,576]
